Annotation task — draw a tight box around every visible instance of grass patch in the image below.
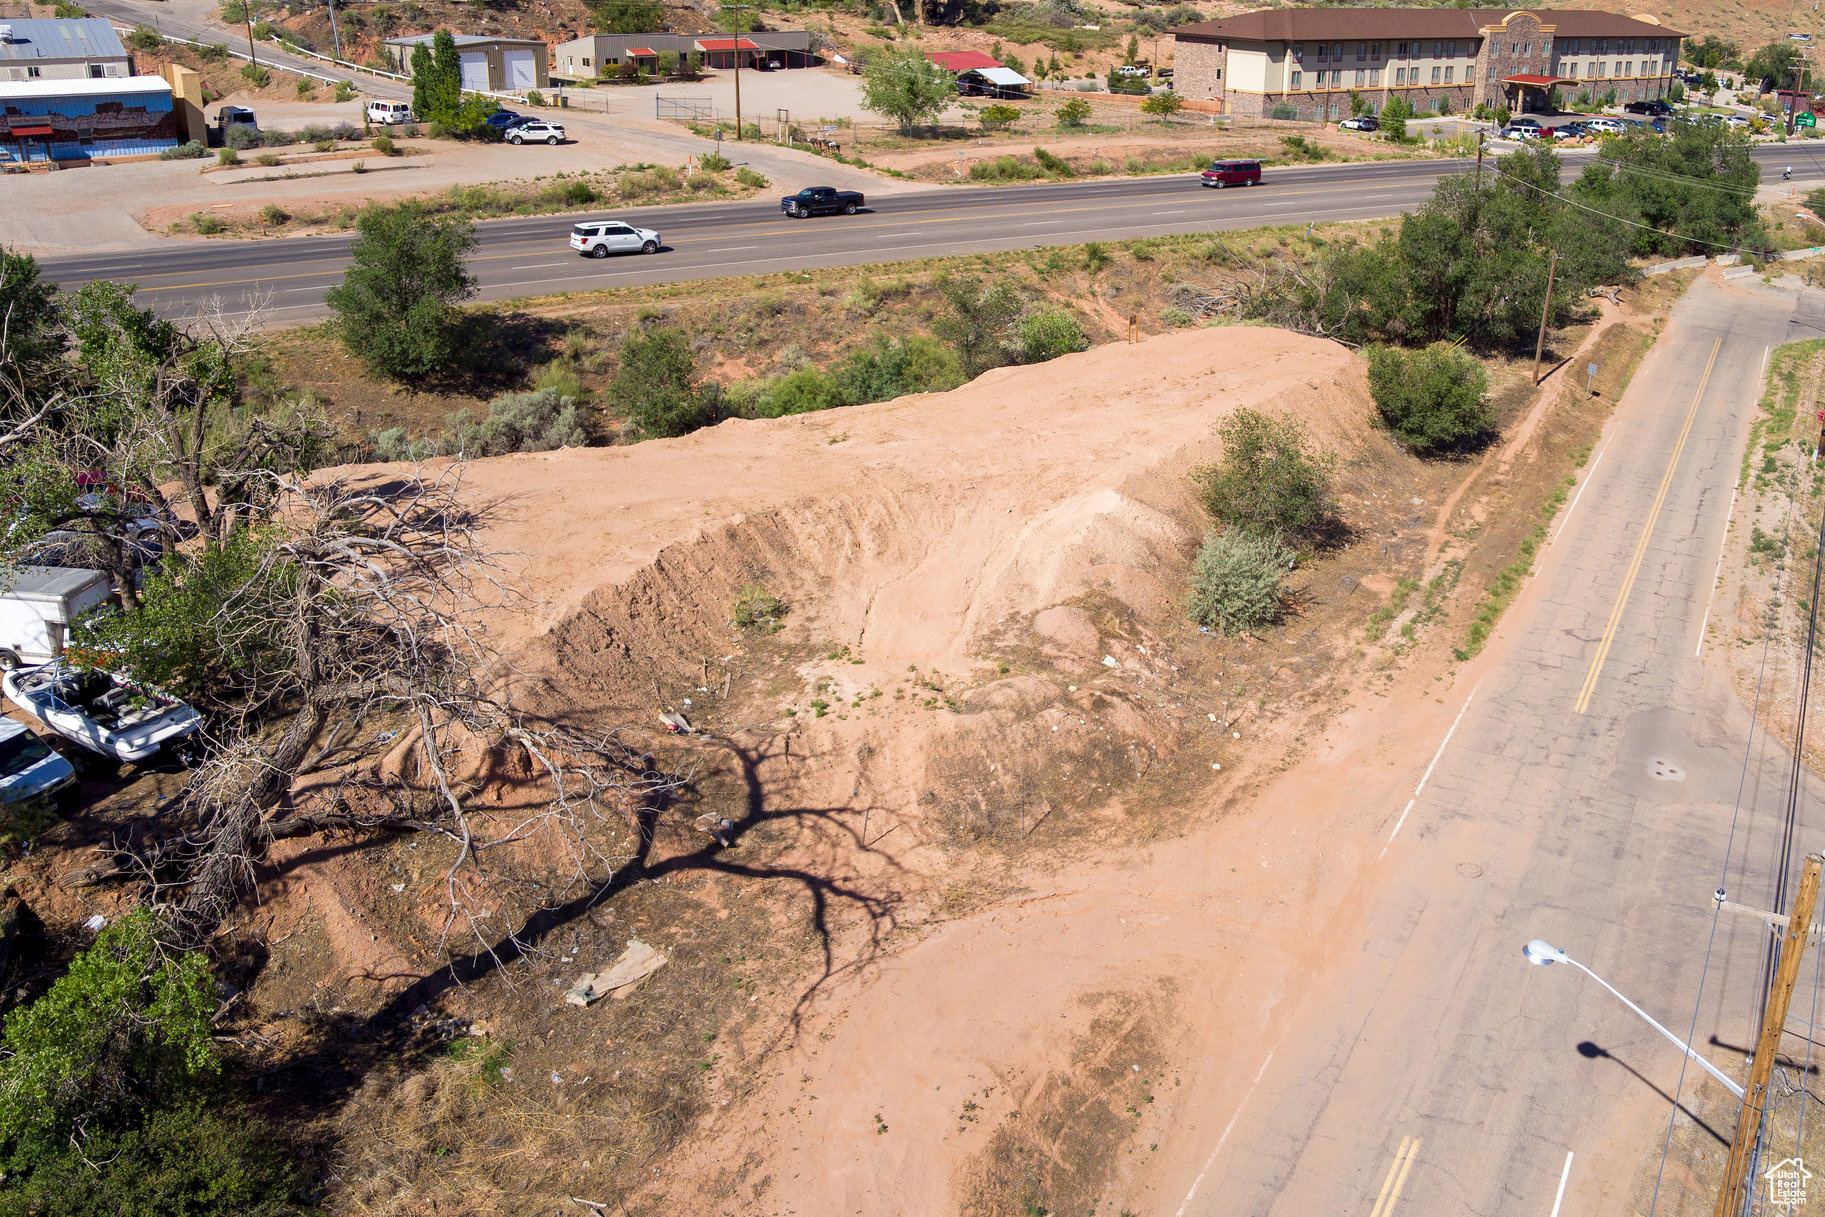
[1454,474,1573,660]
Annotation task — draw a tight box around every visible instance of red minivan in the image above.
[1200,158,1262,188]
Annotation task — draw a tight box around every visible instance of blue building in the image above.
[0,75,178,164]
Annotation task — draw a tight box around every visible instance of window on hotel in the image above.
[1355,68,1365,84]
[1430,65,1440,83]
[1595,38,1607,53]
[1593,61,1604,77]
[1464,66,1473,83]
[1357,42,1366,59]
[1522,42,1530,54]
[1292,44,1303,61]
[1435,41,1445,57]
[1371,43,1382,58]
[1444,65,1454,82]
[1333,44,1342,59]
[1331,69,1342,85]
[1614,60,1624,76]
[1565,63,1577,77]
[1394,66,1405,84]
[1396,41,1407,57]
[1315,44,1326,60]
[1328,102,1340,119]
[1290,70,1302,87]
[1447,41,1456,56]
[1370,68,1381,85]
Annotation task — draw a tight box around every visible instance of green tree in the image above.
[0,247,66,399]
[589,0,663,31]
[410,41,432,118]
[1366,343,1494,453]
[427,28,462,122]
[1057,96,1091,128]
[1124,34,1138,64]
[1140,90,1184,117]
[1745,40,1803,92]
[1572,121,1762,256]
[614,327,721,437]
[325,204,478,380]
[1187,531,1293,636]
[980,102,1020,129]
[1379,93,1413,139]
[832,334,962,402]
[861,46,956,133]
[931,274,1022,378]
[1193,408,1337,544]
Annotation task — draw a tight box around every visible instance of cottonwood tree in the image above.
[325,204,478,381]
[861,47,956,133]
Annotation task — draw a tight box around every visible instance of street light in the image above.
[1522,938,1746,1099]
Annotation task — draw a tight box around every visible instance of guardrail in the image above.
[275,39,409,82]
[115,25,353,87]
[116,22,408,89]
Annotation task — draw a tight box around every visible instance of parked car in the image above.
[1506,115,1544,131]
[570,220,662,257]
[0,719,76,808]
[366,100,412,125]
[1500,125,1543,141]
[216,104,257,137]
[1641,99,1674,115]
[1584,116,1628,134]
[1200,158,1261,187]
[507,119,564,145]
[485,110,530,131]
[780,185,865,216]
[0,566,111,673]
[1116,64,1147,76]
[1339,114,1379,131]
[1723,113,1753,128]
[1622,100,1656,114]
[1549,121,1588,139]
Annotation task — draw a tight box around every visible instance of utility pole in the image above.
[721,4,751,141]
[326,0,342,64]
[1714,853,1825,1217]
[1475,126,1485,189]
[1531,247,1557,385]
[243,0,257,67]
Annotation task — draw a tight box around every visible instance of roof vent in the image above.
[0,25,13,43]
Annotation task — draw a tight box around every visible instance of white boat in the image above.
[2,663,201,764]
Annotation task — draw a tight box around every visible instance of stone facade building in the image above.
[1170,8,1683,121]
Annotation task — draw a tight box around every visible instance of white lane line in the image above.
[1022,220,1066,226]
[280,285,327,293]
[510,262,569,270]
[1381,684,1479,857]
[1762,344,1771,377]
[1173,1039,1283,1217]
[1550,437,1610,546]
[705,245,759,251]
[1157,209,1188,214]
[1548,1151,1574,1217]
[1697,480,1740,658]
[1260,202,1297,207]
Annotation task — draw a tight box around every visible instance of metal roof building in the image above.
[0,73,178,166]
[382,32,550,93]
[0,18,131,81]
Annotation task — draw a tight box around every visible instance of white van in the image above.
[0,567,111,672]
[366,100,412,124]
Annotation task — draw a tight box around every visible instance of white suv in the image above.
[508,119,565,145]
[571,221,661,257]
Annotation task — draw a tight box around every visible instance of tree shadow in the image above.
[412,309,571,398]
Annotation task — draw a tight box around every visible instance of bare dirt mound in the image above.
[462,325,1377,843]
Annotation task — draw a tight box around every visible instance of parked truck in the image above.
[0,567,111,672]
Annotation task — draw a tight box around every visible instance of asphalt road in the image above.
[1174,274,1824,1216]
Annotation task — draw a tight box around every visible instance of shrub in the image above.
[699,150,732,171]
[1033,146,1074,176]
[1082,240,1111,271]
[731,583,784,629]
[834,334,961,402]
[1161,306,1194,327]
[687,172,718,192]
[980,103,1021,129]
[750,367,845,417]
[1365,343,1494,454]
[260,128,296,146]
[351,159,367,173]
[544,177,597,206]
[441,388,590,455]
[1193,408,1337,543]
[313,139,336,152]
[295,76,315,98]
[1187,531,1293,635]
[159,140,207,160]
[1140,91,1185,117]
[614,327,721,438]
[736,166,769,188]
[932,273,1023,379]
[224,123,261,150]
[334,79,356,102]
[251,18,273,38]
[526,88,546,106]
[1017,309,1088,363]
[258,203,290,226]
[372,133,396,155]
[254,151,280,166]
[1057,96,1092,128]
[240,62,271,88]
[124,24,161,50]
[369,426,435,462]
[1279,134,1328,162]
[215,147,240,166]
[1807,186,1825,216]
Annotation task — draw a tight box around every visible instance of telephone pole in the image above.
[1475,126,1485,189]
[1714,853,1825,1217]
[721,4,751,141]
[243,0,257,66]
[1531,247,1557,385]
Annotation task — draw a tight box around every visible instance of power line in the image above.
[1588,154,1761,196]
[1489,163,1784,260]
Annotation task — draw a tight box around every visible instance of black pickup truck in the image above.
[780,186,866,217]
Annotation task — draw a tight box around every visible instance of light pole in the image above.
[1522,938,1745,1099]
[721,4,751,141]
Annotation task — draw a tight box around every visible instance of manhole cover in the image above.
[1456,862,1483,878]
[1649,757,1687,782]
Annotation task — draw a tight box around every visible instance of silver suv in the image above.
[508,119,565,145]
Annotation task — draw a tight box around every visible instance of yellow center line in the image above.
[1369,1136,1421,1217]
[1573,335,1722,714]
[117,179,1420,295]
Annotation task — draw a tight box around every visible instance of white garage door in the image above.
[503,48,536,90]
[459,51,490,92]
